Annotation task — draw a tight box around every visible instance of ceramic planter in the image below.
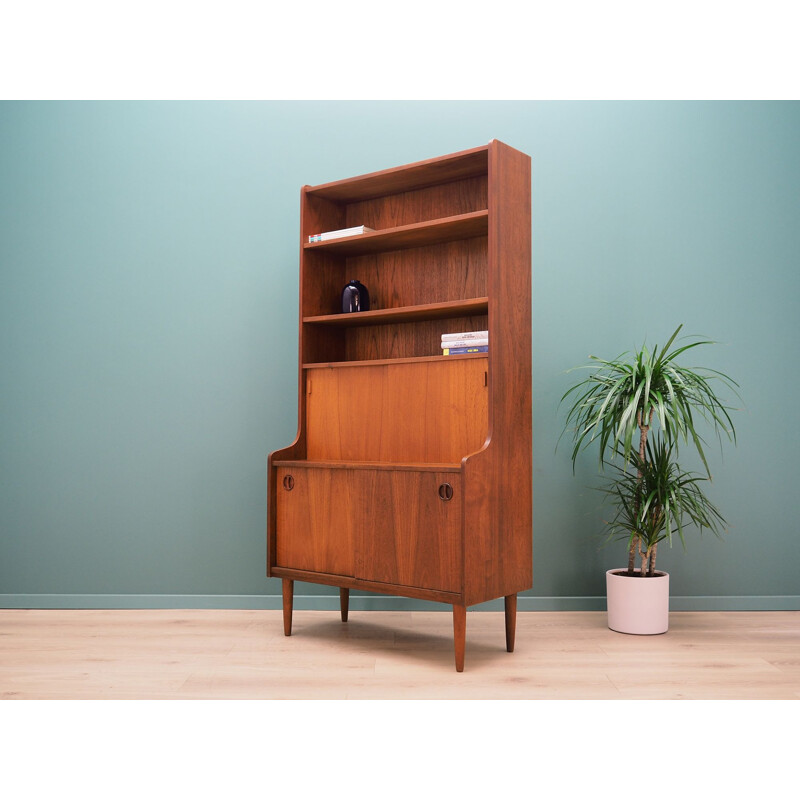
[606,568,669,635]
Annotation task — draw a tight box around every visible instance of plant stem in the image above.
[627,408,653,575]
[627,534,637,574]
[648,541,658,576]
[638,538,650,577]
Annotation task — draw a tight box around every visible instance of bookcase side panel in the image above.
[463,141,532,606]
[269,188,324,574]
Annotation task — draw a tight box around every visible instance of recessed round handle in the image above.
[283,475,294,491]
[438,482,453,501]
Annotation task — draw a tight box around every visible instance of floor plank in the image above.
[0,609,798,699]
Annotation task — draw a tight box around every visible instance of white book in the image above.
[441,338,489,349]
[441,330,488,342]
[308,225,374,243]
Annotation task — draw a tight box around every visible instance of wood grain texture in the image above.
[344,238,487,311]
[303,353,487,369]
[272,460,461,472]
[302,251,346,317]
[267,189,319,575]
[345,175,487,229]
[505,594,517,653]
[303,297,488,327]
[453,605,467,672]
[276,467,461,595]
[355,471,462,594]
[282,579,294,636]
[275,468,356,577]
[268,141,532,666]
[2,610,798,698]
[270,566,460,604]
[462,140,532,606]
[340,588,349,622]
[306,210,488,256]
[305,359,488,463]
[308,146,488,203]
[343,314,489,362]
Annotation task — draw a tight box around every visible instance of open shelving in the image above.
[302,351,487,370]
[303,296,489,328]
[304,210,488,256]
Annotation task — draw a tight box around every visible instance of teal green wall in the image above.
[1,101,798,610]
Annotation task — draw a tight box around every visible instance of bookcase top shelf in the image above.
[304,210,488,256]
[305,144,490,203]
[303,352,488,370]
[304,297,488,327]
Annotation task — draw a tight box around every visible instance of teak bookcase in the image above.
[267,140,532,671]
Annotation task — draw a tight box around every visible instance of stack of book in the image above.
[308,225,374,243]
[441,330,488,355]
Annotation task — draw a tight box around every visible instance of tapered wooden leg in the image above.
[282,579,294,636]
[453,604,466,672]
[504,593,517,653]
[340,588,349,622]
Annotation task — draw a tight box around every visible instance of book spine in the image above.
[441,330,488,342]
[440,338,489,349]
[442,345,489,355]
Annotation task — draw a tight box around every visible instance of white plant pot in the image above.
[606,568,669,635]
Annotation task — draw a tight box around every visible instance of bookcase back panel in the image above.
[301,238,487,322]
[343,314,488,362]
[345,176,487,230]
[305,358,488,463]
[303,193,347,239]
[344,238,487,310]
[302,325,345,366]
[302,251,347,317]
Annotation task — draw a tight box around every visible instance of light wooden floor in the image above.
[1,609,798,699]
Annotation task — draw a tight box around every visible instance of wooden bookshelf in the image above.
[268,141,532,671]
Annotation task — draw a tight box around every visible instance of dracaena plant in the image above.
[599,438,727,575]
[560,325,738,576]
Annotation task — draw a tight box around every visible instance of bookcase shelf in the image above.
[268,140,532,672]
[303,352,488,369]
[271,460,463,473]
[304,210,488,256]
[306,145,489,202]
[303,297,489,327]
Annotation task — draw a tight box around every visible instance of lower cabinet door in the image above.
[275,467,356,577]
[356,470,462,594]
[276,467,462,594]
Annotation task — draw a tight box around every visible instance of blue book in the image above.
[442,345,489,355]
